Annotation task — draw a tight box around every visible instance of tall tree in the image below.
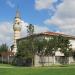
[0,44,8,52]
[27,24,34,36]
[33,38,47,66]
[57,35,72,56]
[0,44,8,64]
[27,24,35,66]
[14,40,33,66]
[45,36,58,64]
[45,35,72,64]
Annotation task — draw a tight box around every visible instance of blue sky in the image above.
[0,0,62,31]
[0,0,75,46]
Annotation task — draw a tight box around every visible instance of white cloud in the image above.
[6,0,15,8]
[35,0,63,11]
[0,22,13,46]
[44,18,63,25]
[35,0,53,10]
[55,0,75,19]
[20,20,29,37]
[34,25,49,33]
[44,0,75,36]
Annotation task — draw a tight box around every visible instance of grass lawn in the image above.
[0,64,75,75]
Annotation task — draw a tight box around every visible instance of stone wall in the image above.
[34,55,53,67]
[34,55,75,66]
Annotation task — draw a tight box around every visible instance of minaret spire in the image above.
[15,7,20,19]
[13,8,22,53]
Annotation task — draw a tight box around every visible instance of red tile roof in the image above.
[17,31,75,41]
[41,32,63,35]
[40,32,75,39]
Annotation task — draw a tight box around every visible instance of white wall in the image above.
[70,40,75,51]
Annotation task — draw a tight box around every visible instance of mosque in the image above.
[10,10,75,66]
[0,10,75,66]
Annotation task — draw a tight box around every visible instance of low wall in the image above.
[34,55,75,67]
[34,55,54,67]
[0,56,14,64]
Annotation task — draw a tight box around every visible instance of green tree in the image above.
[14,23,35,66]
[57,35,72,64]
[33,38,47,66]
[45,36,58,64]
[27,24,34,36]
[57,35,72,56]
[13,40,33,66]
[27,24,35,66]
[0,44,8,64]
[45,35,72,64]
[0,44,8,52]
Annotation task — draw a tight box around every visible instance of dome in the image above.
[13,23,21,31]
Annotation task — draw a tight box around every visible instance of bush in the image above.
[12,57,32,67]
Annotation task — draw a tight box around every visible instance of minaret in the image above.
[13,10,21,53]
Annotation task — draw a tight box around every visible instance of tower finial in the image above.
[15,7,20,18]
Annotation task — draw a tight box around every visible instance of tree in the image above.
[13,24,35,66]
[45,35,72,64]
[0,44,8,52]
[27,24,34,36]
[0,44,8,64]
[33,38,48,66]
[13,40,33,66]
[57,35,72,64]
[27,24,35,66]
[45,36,58,64]
[57,35,72,56]
[15,36,48,66]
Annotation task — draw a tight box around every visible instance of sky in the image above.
[0,0,75,46]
